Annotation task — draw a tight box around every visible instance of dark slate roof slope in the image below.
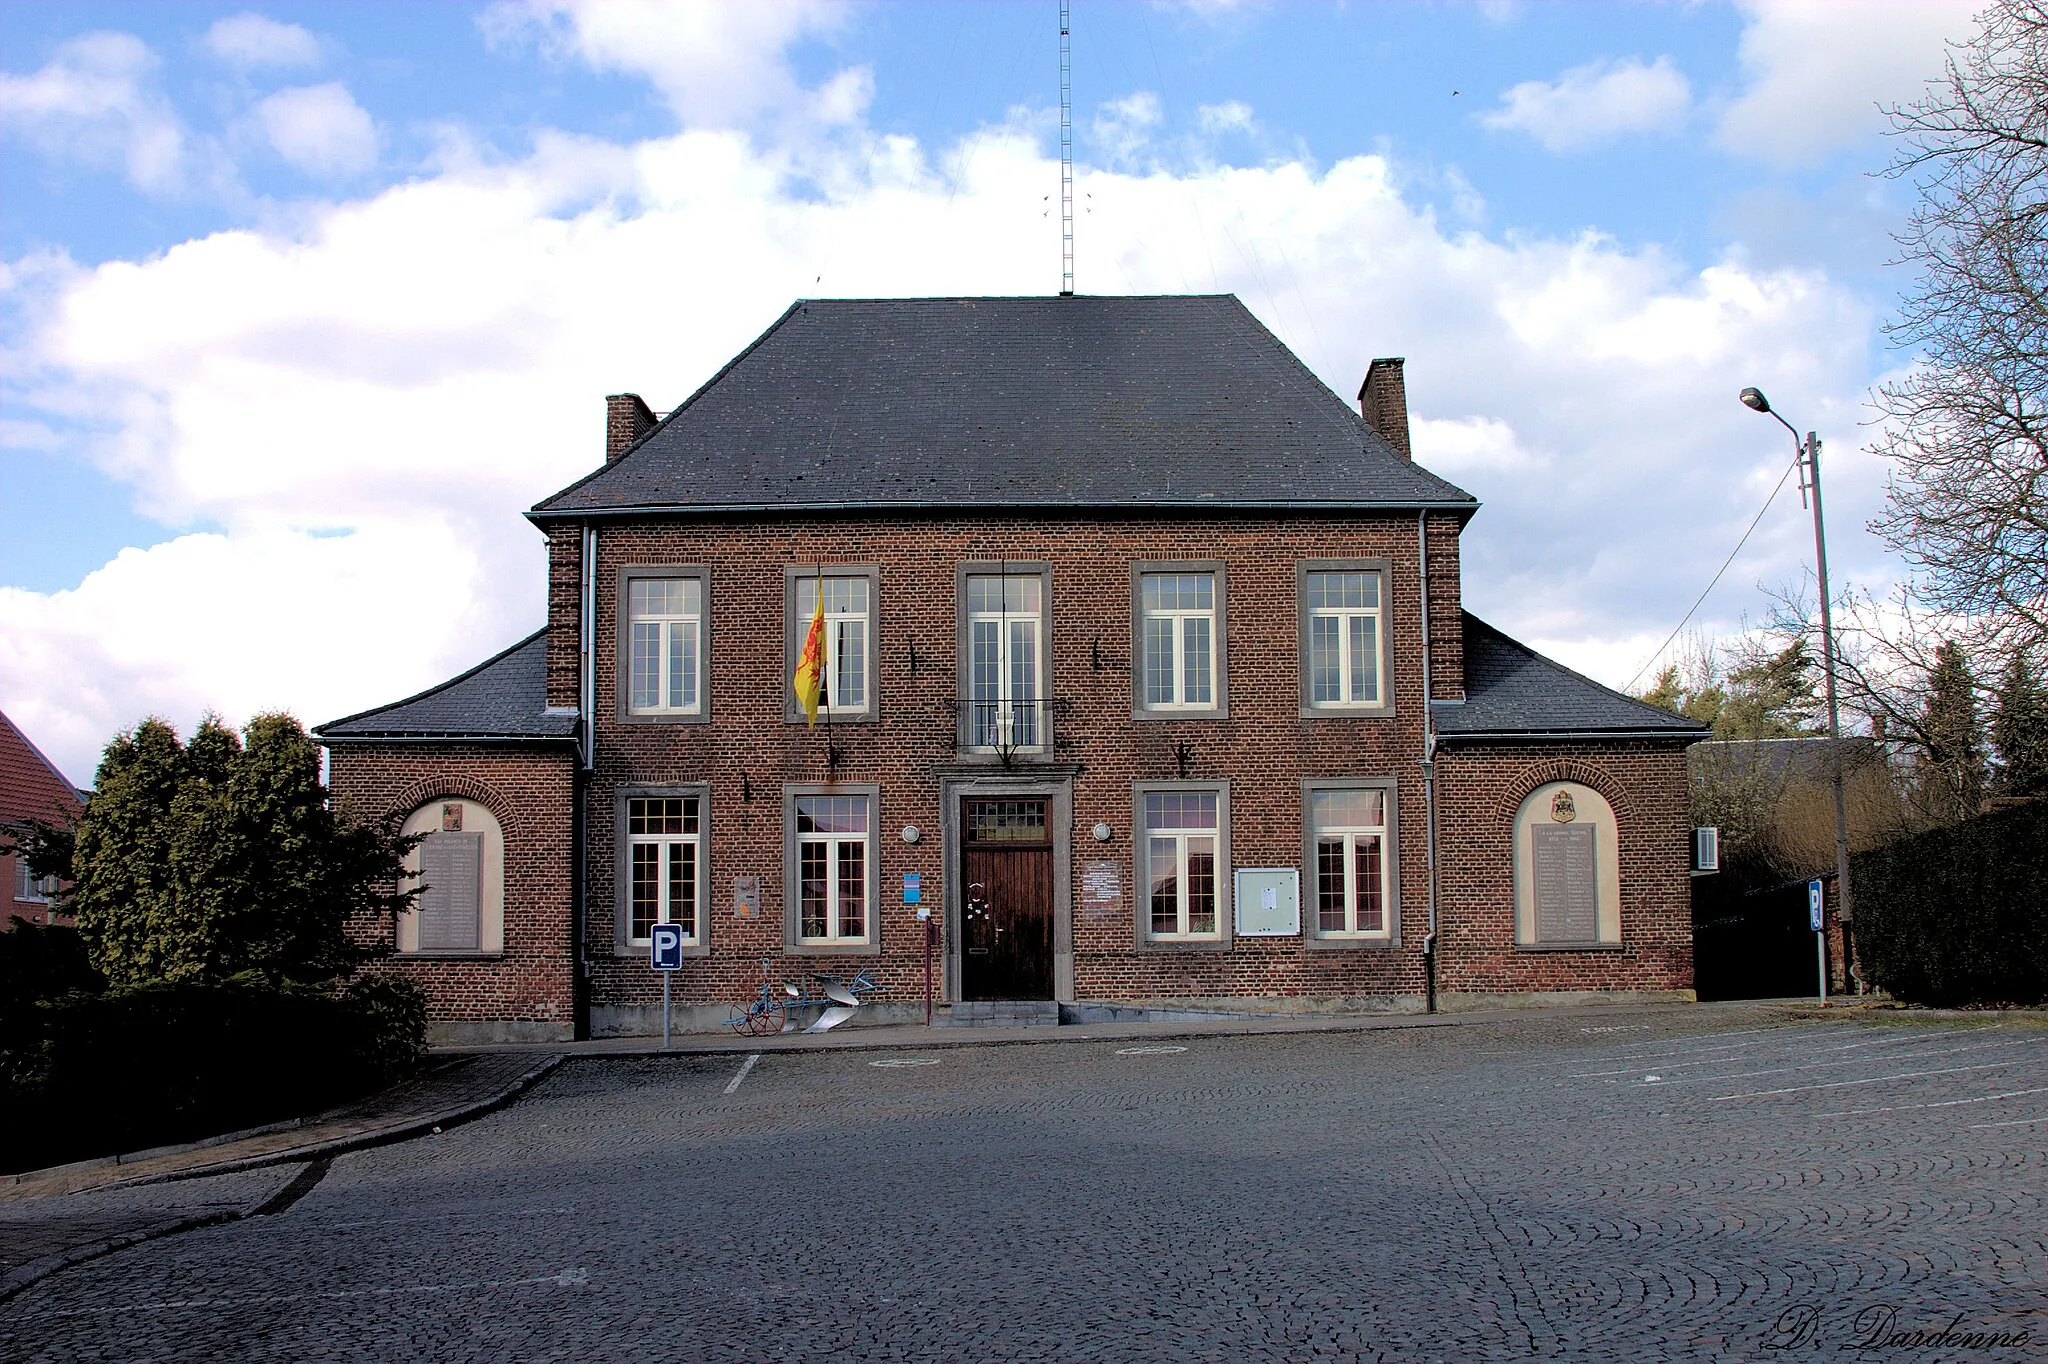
[1436,614,1706,741]
[316,630,575,743]
[533,295,1478,518]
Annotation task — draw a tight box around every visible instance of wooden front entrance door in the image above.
[960,797,1054,1001]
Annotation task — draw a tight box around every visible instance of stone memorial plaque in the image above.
[731,874,761,920]
[1532,824,1598,944]
[1081,860,1122,919]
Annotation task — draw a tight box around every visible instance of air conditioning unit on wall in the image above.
[1692,827,1720,874]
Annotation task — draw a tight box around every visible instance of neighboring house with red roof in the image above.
[1,709,84,927]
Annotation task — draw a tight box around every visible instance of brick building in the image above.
[317,296,1705,1042]
[2,709,84,928]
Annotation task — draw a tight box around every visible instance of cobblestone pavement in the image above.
[3,1003,2044,1361]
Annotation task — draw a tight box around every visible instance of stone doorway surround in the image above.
[938,769,1075,1004]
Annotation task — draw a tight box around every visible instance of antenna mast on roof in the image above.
[1059,0,1074,297]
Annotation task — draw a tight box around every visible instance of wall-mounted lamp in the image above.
[1091,822,1114,842]
[902,824,923,845]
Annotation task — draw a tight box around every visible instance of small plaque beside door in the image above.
[1233,868,1300,937]
[732,874,761,920]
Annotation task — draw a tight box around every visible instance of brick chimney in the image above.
[605,393,658,464]
[1357,358,1411,460]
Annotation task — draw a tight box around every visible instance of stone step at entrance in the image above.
[933,1000,1062,1028]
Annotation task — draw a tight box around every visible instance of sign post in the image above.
[650,923,685,1047]
[1808,879,1827,1006]
[904,871,932,1025]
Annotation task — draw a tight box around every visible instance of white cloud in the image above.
[254,83,377,177]
[1482,56,1691,153]
[0,31,186,193]
[1717,1,1978,166]
[1093,92,1164,170]
[0,14,1898,782]
[480,0,858,131]
[203,13,323,70]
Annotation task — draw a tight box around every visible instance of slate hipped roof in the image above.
[315,631,576,744]
[530,295,1478,520]
[1436,614,1706,742]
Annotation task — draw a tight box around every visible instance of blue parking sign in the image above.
[1808,880,1824,932]
[649,923,685,970]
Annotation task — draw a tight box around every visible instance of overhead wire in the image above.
[1623,450,1805,694]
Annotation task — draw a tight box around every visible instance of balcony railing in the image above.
[957,697,1053,759]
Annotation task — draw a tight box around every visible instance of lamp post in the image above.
[1740,386,1854,998]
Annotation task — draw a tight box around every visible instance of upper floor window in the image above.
[628,576,703,715]
[1312,788,1390,939]
[628,796,701,947]
[964,572,1044,750]
[785,569,877,722]
[1139,571,1218,711]
[1302,567,1385,711]
[16,860,57,903]
[1142,789,1224,942]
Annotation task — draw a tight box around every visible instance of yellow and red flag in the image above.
[792,590,825,725]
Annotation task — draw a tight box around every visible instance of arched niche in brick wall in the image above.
[1511,782,1622,949]
[396,797,506,956]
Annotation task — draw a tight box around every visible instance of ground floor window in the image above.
[1311,787,1390,938]
[1141,787,1225,942]
[796,793,871,945]
[628,796,701,946]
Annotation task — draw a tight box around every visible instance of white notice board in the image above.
[1234,868,1300,937]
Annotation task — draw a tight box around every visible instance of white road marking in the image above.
[1116,1045,1188,1056]
[1970,1114,2048,1129]
[723,1053,762,1095]
[869,1057,941,1067]
[48,1268,590,1317]
[1708,1058,2045,1101]
[1815,1085,2048,1118]
[1646,1035,2048,1087]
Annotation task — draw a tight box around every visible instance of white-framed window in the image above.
[1303,568,1384,708]
[1312,788,1390,938]
[1140,571,1218,711]
[795,793,871,945]
[965,573,1044,750]
[628,577,703,715]
[789,572,874,719]
[628,796,701,946]
[1142,789,1224,941]
[16,859,56,903]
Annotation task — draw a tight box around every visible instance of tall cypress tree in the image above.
[1992,651,2048,796]
[1918,642,1988,824]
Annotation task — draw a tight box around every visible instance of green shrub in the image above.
[0,973,427,1174]
[1851,803,2048,1006]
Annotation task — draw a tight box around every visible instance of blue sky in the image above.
[0,1,1979,783]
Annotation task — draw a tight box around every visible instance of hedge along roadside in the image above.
[1851,802,2048,1007]
[0,971,427,1176]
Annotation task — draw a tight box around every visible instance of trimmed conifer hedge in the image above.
[0,930,426,1174]
[1851,803,2048,1007]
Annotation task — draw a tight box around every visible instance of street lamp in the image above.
[1741,386,1854,999]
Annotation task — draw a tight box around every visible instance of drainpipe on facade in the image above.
[574,523,597,1039]
[1418,512,1440,1015]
